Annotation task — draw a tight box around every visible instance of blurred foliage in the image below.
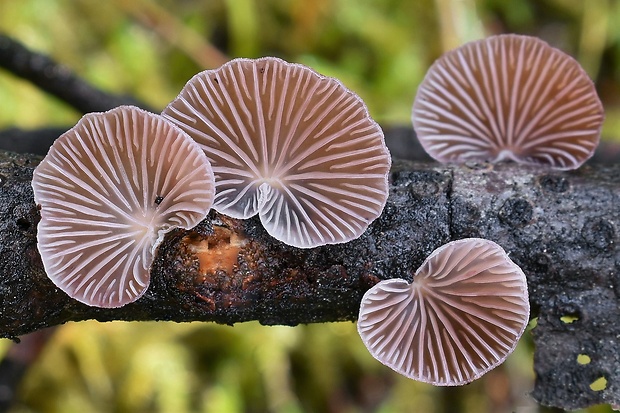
[2,0,620,137]
[0,1,618,412]
[6,321,541,413]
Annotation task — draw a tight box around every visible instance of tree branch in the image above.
[0,151,618,409]
[0,34,152,114]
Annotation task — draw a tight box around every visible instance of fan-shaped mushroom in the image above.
[162,57,391,248]
[412,34,603,170]
[32,106,215,308]
[357,238,530,386]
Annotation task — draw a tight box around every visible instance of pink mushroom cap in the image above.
[162,57,391,248]
[357,238,530,386]
[32,106,215,308]
[413,34,604,170]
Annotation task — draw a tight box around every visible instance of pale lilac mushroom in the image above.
[357,238,530,386]
[32,106,215,308]
[412,34,604,170]
[162,57,391,249]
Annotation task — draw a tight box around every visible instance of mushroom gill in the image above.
[32,106,215,308]
[357,238,530,386]
[412,34,604,170]
[162,57,391,248]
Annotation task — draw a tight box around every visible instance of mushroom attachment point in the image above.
[32,106,215,308]
[357,238,530,386]
[162,57,391,248]
[412,34,604,170]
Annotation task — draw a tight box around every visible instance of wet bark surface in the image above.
[0,149,618,410]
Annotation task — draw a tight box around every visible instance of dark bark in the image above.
[0,150,618,410]
[0,127,68,156]
[0,34,152,114]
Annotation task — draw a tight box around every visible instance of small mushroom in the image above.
[357,238,530,386]
[162,57,391,248]
[32,106,215,308]
[412,34,604,170]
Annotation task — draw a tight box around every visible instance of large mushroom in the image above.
[412,34,604,170]
[357,238,530,386]
[162,57,391,249]
[32,106,215,308]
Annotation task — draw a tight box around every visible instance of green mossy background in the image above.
[0,1,617,412]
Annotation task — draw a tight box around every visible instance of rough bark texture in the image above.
[449,162,620,410]
[0,148,618,410]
